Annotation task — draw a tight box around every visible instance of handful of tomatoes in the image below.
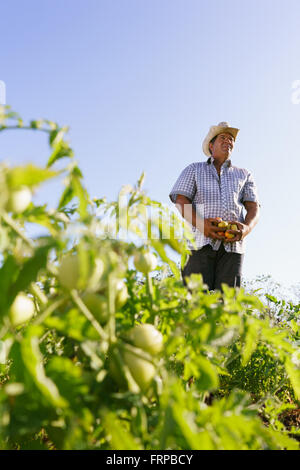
[213,218,239,240]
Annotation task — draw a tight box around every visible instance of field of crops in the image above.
[0,106,299,450]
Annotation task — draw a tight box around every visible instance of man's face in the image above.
[209,132,235,158]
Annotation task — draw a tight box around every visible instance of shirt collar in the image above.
[207,156,232,167]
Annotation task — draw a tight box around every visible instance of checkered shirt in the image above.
[169,157,260,253]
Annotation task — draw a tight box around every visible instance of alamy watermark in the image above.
[0,80,6,105]
[93,197,205,242]
[291,80,300,104]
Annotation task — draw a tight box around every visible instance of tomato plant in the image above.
[0,106,299,450]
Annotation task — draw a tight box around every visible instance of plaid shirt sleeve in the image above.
[241,172,260,205]
[169,163,196,203]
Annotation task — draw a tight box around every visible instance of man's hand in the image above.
[203,218,228,240]
[175,194,259,243]
[225,221,250,242]
[175,197,227,241]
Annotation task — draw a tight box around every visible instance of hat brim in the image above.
[202,126,239,157]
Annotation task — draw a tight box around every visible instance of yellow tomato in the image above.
[218,221,229,228]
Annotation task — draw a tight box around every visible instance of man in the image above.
[169,122,260,291]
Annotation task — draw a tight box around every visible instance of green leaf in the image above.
[0,256,20,317]
[265,294,278,303]
[137,171,145,189]
[25,205,61,235]
[8,241,54,304]
[47,142,73,167]
[171,405,215,450]
[150,239,180,279]
[58,184,74,209]
[241,320,260,366]
[285,358,300,400]
[49,128,65,146]
[44,308,99,341]
[7,164,59,189]
[71,174,89,219]
[20,326,68,408]
[101,411,142,450]
[195,356,219,391]
[45,356,88,406]
[30,120,40,129]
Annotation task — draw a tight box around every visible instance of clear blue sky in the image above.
[1,0,300,288]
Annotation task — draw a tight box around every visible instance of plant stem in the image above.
[33,297,67,325]
[70,289,109,341]
[0,125,50,134]
[30,282,48,307]
[0,212,34,249]
[146,272,157,323]
[107,274,116,344]
[146,272,153,304]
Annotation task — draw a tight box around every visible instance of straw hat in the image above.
[202,122,239,157]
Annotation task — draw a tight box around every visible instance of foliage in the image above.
[0,106,299,450]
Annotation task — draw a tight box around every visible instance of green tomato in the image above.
[123,350,156,392]
[82,292,109,325]
[134,252,157,274]
[6,186,32,213]
[57,254,81,290]
[217,221,229,228]
[9,293,35,326]
[57,254,105,291]
[83,281,127,322]
[114,280,128,310]
[131,323,163,355]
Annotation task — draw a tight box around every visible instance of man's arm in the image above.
[243,200,260,238]
[228,201,260,241]
[175,194,225,240]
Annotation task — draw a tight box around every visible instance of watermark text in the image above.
[0,80,6,105]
